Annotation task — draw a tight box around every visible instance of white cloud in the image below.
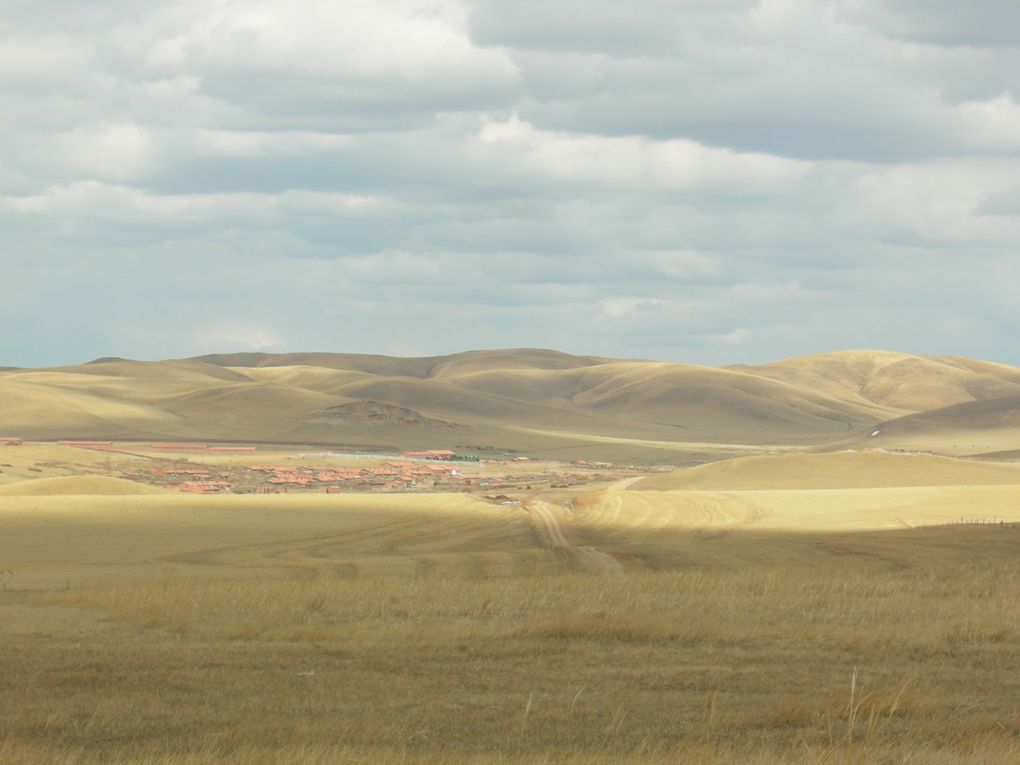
[1,183,391,226]
[958,93,1020,152]
[0,33,94,92]
[628,251,724,281]
[598,297,667,321]
[190,128,355,158]
[53,122,154,181]
[194,323,285,353]
[476,115,807,194]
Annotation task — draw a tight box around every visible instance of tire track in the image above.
[526,499,623,573]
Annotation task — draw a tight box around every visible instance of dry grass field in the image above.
[3,451,1020,763]
[3,351,1020,762]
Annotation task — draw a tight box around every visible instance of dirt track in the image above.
[526,499,623,573]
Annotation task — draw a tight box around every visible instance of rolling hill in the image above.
[732,350,1020,414]
[842,394,1020,456]
[0,349,1018,461]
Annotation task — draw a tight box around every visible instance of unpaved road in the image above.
[529,501,569,548]
[526,499,623,573]
[575,545,623,572]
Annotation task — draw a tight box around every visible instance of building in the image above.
[400,450,456,461]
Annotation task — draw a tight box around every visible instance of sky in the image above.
[2,0,1020,368]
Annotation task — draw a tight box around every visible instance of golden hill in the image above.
[194,348,608,378]
[633,450,1020,491]
[845,394,1020,456]
[1,348,1019,461]
[732,350,1020,413]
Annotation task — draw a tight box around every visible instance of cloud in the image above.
[473,1,1020,162]
[0,1,1019,367]
[841,0,1020,47]
[977,185,1020,216]
[475,115,808,194]
[598,297,668,321]
[125,0,523,129]
[194,323,285,353]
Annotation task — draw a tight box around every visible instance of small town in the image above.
[156,456,491,495]
[0,439,632,496]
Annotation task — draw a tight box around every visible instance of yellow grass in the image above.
[4,553,1020,763]
[0,443,155,483]
[0,492,550,590]
[0,475,167,496]
[5,350,1020,762]
[3,464,1020,762]
[634,450,1020,491]
[507,426,807,454]
[854,425,1020,458]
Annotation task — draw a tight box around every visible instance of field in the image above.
[2,448,1020,763]
[3,350,1020,762]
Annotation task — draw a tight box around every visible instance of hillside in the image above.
[0,475,166,496]
[1,349,1018,461]
[733,350,1020,413]
[633,450,1020,491]
[844,394,1020,456]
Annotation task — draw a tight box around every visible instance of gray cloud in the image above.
[842,0,1020,48]
[977,185,1020,216]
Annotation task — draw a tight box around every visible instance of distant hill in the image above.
[194,348,611,378]
[1,349,1018,462]
[732,350,1020,413]
[85,356,134,365]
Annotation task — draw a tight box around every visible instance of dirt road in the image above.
[526,499,623,573]
[528,501,569,548]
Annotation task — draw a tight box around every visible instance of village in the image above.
[0,438,636,496]
[149,449,627,495]
[154,451,494,495]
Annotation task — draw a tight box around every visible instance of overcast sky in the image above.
[3,0,1020,367]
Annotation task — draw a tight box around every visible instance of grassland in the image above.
[4,555,1020,764]
[3,350,1020,761]
[3,450,1020,763]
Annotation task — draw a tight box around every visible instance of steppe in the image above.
[2,349,1020,763]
